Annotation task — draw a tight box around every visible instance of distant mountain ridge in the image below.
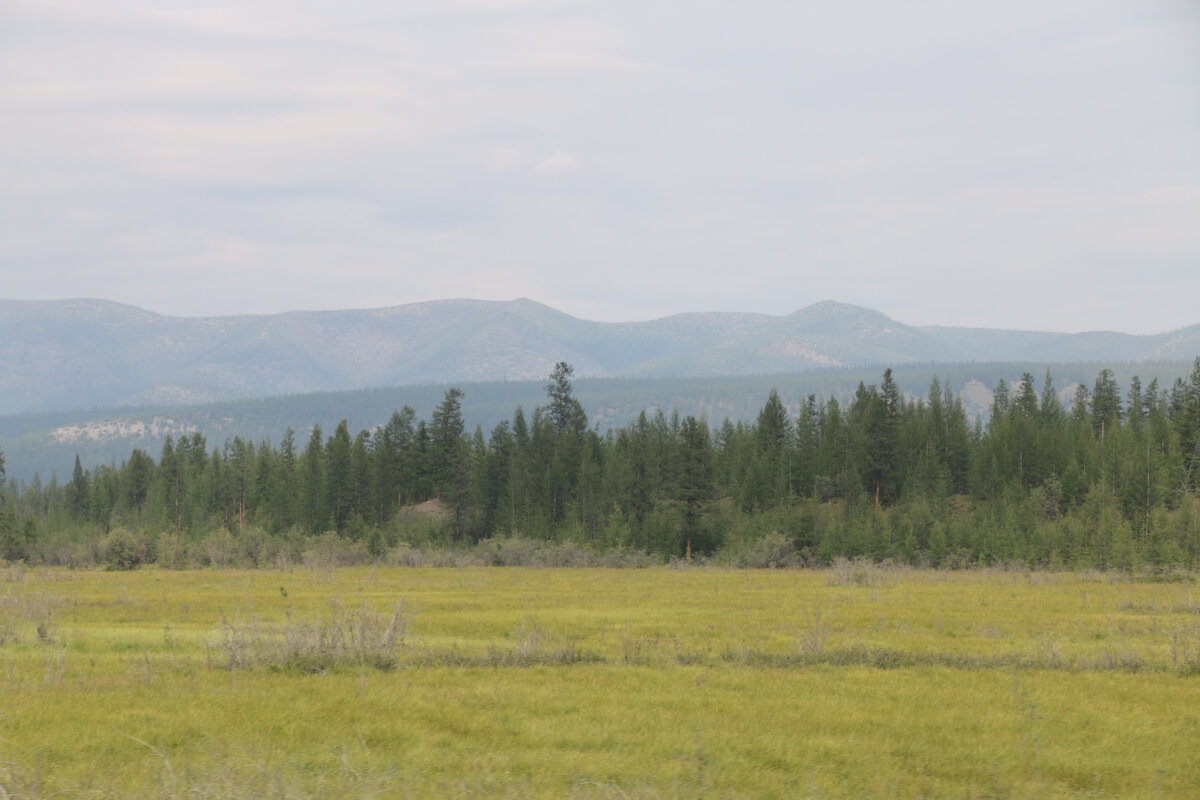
[2,297,1198,416]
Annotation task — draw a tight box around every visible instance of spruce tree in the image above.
[431,388,468,535]
[1092,369,1122,440]
[300,425,327,532]
[68,454,90,521]
[678,415,714,556]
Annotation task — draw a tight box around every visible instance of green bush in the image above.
[100,527,143,571]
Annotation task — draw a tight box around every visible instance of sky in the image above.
[1,0,1198,334]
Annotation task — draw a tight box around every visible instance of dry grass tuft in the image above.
[826,556,900,587]
[0,589,62,645]
[209,599,408,673]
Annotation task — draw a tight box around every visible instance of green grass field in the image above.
[1,563,1198,798]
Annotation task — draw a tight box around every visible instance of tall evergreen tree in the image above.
[325,421,354,533]
[485,419,515,535]
[0,445,21,561]
[992,379,1011,418]
[748,389,791,509]
[376,407,415,518]
[1069,385,1091,428]
[1014,373,1039,418]
[224,437,252,532]
[540,364,588,523]
[276,428,297,531]
[793,395,818,499]
[159,437,183,533]
[678,415,714,557]
[431,388,468,534]
[1176,358,1200,496]
[1092,369,1122,440]
[1040,370,1063,427]
[123,448,154,518]
[68,454,90,521]
[300,425,327,532]
[545,362,581,438]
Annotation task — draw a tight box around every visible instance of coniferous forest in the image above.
[2,360,1200,571]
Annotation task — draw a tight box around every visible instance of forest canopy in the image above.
[3,360,1200,570]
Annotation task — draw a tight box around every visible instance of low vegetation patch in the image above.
[209,599,409,673]
[1,566,1198,798]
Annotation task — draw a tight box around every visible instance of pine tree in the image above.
[431,388,468,535]
[0,446,21,561]
[1040,370,1063,427]
[678,415,714,557]
[793,395,818,499]
[300,425,327,532]
[540,364,588,524]
[545,362,582,438]
[1014,373,1038,418]
[1069,384,1091,428]
[1126,376,1145,435]
[750,389,791,508]
[878,368,903,501]
[224,437,252,532]
[486,419,515,535]
[376,407,415,518]
[992,379,1011,417]
[251,440,277,531]
[159,437,183,533]
[1092,369,1122,440]
[915,378,948,495]
[124,448,154,518]
[325,421,354,533]
[276,428,297,531]
[347,429,370,530]
[68,454,90,521]
[1178,358,1200,495]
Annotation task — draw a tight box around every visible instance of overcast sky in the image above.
[2,1,1197,334]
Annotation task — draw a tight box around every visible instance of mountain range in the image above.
[3,297,1199,417]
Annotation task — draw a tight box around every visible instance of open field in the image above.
[1,563,1198,798]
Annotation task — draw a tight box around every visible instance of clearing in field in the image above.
[1,563,1198,798]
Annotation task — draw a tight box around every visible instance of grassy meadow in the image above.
[1,562,1198,798]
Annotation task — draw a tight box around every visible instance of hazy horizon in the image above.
[3,294,1198,337]
[2,1,1197,335]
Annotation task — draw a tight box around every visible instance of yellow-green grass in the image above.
[1,564,1198,798]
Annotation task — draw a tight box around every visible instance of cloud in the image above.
[484,147,522,171]
[0,0,1197,334]
[534,151,579,175]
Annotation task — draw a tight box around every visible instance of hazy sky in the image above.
[2,1,1197,333]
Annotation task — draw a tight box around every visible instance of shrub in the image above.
[478,536,540,566]
[303,532,371,571]
[826,556,897,587]
[154,531,193,569]
[210,599,409,673]
[100,527,143,571]
[238,525,275,567]
[736,532,798,568]
[203,528,237,568]
[385,542,428,567]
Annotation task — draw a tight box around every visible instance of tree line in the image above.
[2,360,1200,569]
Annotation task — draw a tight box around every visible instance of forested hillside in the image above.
[2,360,1199,570]
[4,361,1193,485]
[4,297,1199,416]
